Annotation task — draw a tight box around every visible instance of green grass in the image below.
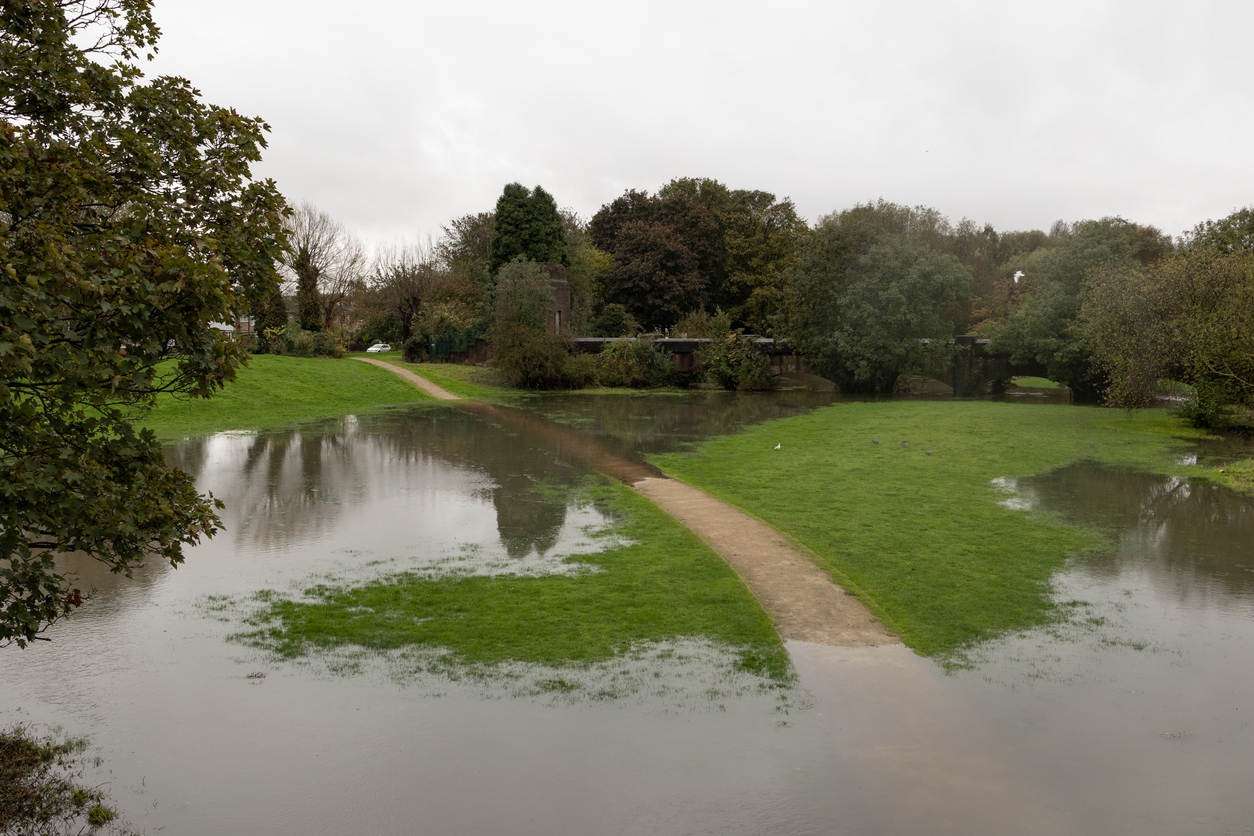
[651,400,1204,661]
[1198,458,1254,494]
[362,357,514,400]
[139,354,434,440]
[368,356,698,398]
[240,482,791,681]
[1010,376,1065,389]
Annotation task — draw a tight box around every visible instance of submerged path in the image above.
[364,359,897,647]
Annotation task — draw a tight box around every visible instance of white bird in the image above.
[774,444,781,450]
[1013,270,1025,284]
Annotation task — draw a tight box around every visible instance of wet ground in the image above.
[2,395,1252,834]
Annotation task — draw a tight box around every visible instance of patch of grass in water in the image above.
[0,725,135,835]
[236,482,792,688]
[1011,376,1066,389]
[651,400,1205,663]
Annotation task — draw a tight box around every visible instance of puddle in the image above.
[959,461,1254,834]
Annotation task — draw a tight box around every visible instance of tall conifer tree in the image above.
[488,183,567,275]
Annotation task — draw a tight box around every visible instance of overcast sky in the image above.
[146,0,1254,250]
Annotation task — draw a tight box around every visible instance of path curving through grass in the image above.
[366,360,896,647]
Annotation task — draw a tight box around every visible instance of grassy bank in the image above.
[367,356,696,399]
[238,482,791,682]
[652,400,1204,661]
[366,357,513,400]
[140,355,433,440]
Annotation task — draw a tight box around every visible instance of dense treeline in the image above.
[281,182,1253,421]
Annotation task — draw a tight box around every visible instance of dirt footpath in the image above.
[361,359,897,647]
[632,478,898,646]
[355,357,461,400]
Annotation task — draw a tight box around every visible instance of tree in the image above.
[1084,248,1254,425]
[487,183,566,275]
[589,188,722,330]
[988,217,1172,400]
[436,211,495,286]
[0,0,287,646]
[252,283,289,351]
[781,213,970,393]
[591,179,807,333]
[490,260,588,389]
[559,208,610,336]
[1183,206,1254,254]
[282,201,366,332]
[370,241,439,342]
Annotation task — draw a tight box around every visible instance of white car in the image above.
[365,343,392,353]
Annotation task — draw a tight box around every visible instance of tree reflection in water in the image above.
[162,407,578,561]
[1003,461,1254,605]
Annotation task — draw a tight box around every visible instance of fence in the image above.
[429,326,488,363]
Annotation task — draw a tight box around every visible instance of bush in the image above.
[261,320,344,358]
[598,339,681,388]
[699,312,775,391]
[492,322,588,389]
[490,261,590,390]
[402,336,427,363]
[0,725,135,835]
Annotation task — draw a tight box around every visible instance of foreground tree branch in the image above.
[0,0,287,646]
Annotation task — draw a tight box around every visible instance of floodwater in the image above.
[2,396,1252,834]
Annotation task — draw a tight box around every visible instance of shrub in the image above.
[261,320,343,358]
[0,725,134,835]
[699,311,775,391]
[490,262,588,390]
[402,336,427,363]
[493,322,584,389]
[598,339,681,388]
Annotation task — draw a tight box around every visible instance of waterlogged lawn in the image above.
[140,354,433,440]
[652,400,1205,661]
[239,483,791,682]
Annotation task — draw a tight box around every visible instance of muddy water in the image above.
[961,461,1254,835]
[2,398,1252,834]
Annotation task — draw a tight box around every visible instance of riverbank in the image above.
[239,480,791,682]
[141,355,795,684]
[140,354,433,440]
[652,400,1211,661]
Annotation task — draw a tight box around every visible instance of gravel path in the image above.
[354,357,461,400]
[633,478,898,646]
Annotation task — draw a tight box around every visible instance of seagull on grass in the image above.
[774,443,781,450]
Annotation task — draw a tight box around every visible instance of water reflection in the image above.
[163,408,580,562]
[7,395,1254,835]
[999,461,1254,604]
[515,390,844,457]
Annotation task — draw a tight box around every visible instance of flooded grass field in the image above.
[2,393,1252,834]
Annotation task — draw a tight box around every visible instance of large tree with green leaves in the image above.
[1084,228,1254,426]
[781,208,970,393]
[487,183,566,275]
[0,0,287,646]
[987,217,1172,400]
